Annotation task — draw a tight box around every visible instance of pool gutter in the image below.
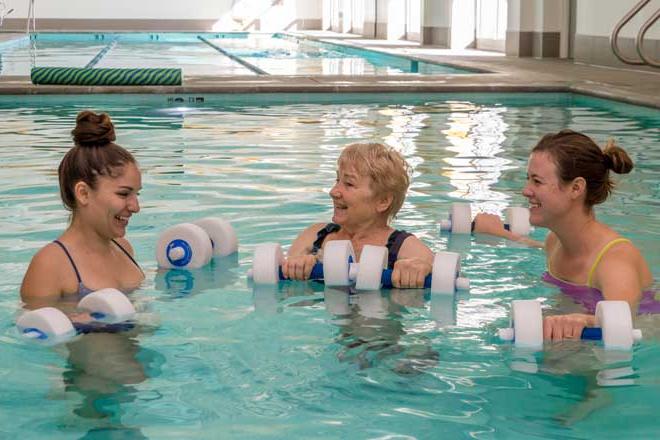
[0,75,657,109]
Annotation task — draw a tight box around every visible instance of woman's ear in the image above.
[570,177,587,200]
[74,181,91,207]
[376,194,393,214]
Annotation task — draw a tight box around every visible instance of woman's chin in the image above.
[529,216,545,228]
[332,212,347,225]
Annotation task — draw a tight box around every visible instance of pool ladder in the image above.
[26,0,36,34]
[610,0,659,67]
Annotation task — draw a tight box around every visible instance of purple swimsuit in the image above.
[542,271,659,314]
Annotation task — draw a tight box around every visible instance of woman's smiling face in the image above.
[84,162,142,238]
[522,151,575,228]
[329,164,383,227]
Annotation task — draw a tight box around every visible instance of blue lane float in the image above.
[31,66,182,86]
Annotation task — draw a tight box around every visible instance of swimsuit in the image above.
[53,239,142,298]
[311,223,413,270]
[53,239,142,334]
[542,238,658,314]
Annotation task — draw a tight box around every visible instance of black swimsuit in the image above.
[310,223,413,269]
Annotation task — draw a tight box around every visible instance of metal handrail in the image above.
[635,7,660,67]
[27,0,36,34]
[610,0,650,65]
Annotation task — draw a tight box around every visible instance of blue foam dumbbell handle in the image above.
[470,222,512,232]
[278,263,433,288]
[581,327,602,340]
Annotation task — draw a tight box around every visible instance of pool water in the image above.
[0,93,658,439]
[0,33,473,76]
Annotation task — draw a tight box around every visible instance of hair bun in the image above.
[603,139,633,175]
[71,110,116,147]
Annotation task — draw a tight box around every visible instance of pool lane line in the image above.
[197,35,268,75]
[85,38,118,69]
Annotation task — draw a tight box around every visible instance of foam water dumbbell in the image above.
[250,240,469,294]
[16,288,136,344]
[156,217,238,269]
[440,203,532,236]
[498,299,642,350]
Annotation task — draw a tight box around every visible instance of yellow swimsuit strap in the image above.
[586,238,631,288]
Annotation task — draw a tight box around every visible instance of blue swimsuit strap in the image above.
[311,224,412,269]
[53,239,82,284]
[53,239,143,286]
[110,238,143,273]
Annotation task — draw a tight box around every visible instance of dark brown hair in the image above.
[58,110,136,211]
[532,129,633,207]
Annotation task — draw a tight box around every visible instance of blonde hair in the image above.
[338,143,410,221]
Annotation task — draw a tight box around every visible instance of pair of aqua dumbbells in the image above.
[17,217,240,344]
[16,288,136,345]
[156,217,238,269]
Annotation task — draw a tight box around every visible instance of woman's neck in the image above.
[551,208,600,256]
[339,218,391,242]
[63,216,114,253]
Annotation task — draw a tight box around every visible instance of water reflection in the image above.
[324,287,439,374]
[154,254,239,299]
[57,331,165,438]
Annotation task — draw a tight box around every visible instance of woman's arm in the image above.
[282,223,327,280]
[593,243,647,312]
[390,236,434,289]
[542,238,649,341]
[473,213,544,248]
[20,244,68,308]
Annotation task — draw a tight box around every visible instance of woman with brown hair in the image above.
[475,130,655,340]
[21,110,144,307]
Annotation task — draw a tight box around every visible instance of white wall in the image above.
[577,0,659,38]
[3,0,322,25]
[423,0,452,27]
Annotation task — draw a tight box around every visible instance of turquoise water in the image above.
[0,93,658,439]
[0,33,473,76]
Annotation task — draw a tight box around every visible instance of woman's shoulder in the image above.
[21,242,70,301]
[303,222,334,237]
[599,235,643,260]
[31,241,68,268]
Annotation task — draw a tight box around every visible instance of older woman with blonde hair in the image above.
[282,142,434,288]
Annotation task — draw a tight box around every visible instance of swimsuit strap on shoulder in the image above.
[586,238,631,287]
[386,229,413,269]
[311,223,341,255]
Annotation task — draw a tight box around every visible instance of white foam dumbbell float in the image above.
[16,288,136,344]
[498,299,642,350]
[156,217,238,269]
[440,203,532,236]
[250,240,469,294]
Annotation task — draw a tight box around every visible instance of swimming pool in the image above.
[0,32,475,77]
[0,92,658,438]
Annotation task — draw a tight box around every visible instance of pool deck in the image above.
[1,31,659,109]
